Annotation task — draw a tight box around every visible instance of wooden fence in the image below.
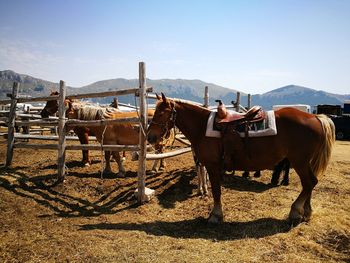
[0,64,252,203]
[0,62,153,203]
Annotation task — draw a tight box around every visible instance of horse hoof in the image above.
[270,180,279,186]
[102,170,113,177]
[288,216,303,227]
[84,163,91,167]
[242,172,249,178]
[253,172,261,178]
[159,167,166,171]
[149,169,157,175]
[288,211,303,227]
[117,172,125,178]
[281,180,289,186]
[197,189,207,196]
[208,213,223,224]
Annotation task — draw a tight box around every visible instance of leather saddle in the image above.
[215,100,264,124]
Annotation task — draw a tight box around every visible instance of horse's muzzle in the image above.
[147,134,158,144]
[40,109,49,118]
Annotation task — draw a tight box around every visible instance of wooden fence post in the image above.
[235,92,241,112]
[204,86,209,108]
[137,62,147,203]
[57,80,66,182]
[5,82,19,167]
[247,94,251,109]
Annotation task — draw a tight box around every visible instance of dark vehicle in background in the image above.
[316,101,350,140]
[316,104,342,116]
[330,116,350,140]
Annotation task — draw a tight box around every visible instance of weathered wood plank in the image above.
[57,81,66,181]
[5,82,19,166]
[137,62,148,203]
[0,87,153,105]
[146,147,192,160]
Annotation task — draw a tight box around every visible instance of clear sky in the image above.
[0,0,349,94]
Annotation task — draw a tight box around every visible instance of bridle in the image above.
[149,100,177,138]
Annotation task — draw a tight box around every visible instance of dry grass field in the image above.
[0,133,349,262]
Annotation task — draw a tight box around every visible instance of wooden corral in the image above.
[0,63,157,203]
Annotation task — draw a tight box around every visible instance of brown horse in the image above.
[41,92,119,166]
[147,93,335,225]
[41,94,172,176]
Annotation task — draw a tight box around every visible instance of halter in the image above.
[149,100,177,137]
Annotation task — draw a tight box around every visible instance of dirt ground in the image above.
[0,133,349,262]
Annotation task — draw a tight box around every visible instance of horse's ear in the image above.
[161,92,167,102]
[156,93,161,100]
[50,89,58,95]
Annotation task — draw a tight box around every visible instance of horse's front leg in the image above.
[76,128,91,166]
[112,151,125,177]
[206,164,223,224]
[202,165,209,195]
[152,144,166,172]
[103,151,113,175]
[159,158,166,171]
[196,163,209,196]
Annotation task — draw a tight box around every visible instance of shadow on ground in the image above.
[78,216,291,241]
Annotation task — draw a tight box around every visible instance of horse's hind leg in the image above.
[112,151,125,177]
[271,159,285,185]
[289,164,318,225]
[196,162,203,195]
[281,160,290,186]
[253,170,261,178]
[201,165,209,195]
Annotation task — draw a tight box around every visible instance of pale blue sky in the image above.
[0,0,349,94]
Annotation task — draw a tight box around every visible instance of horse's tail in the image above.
[310,114,335,177]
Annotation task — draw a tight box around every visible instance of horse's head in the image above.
[147,93,176,144]
[40,91,59,118]
[64,99,78,119]
[41,91,75,118]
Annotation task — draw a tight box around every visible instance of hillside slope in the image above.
[1,70,349,109]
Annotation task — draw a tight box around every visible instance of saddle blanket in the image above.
[205,110,277,138]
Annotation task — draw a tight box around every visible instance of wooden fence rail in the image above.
[0,87,153,105]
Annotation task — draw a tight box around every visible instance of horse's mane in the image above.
[72,101,118,120]
[169,98,210,115]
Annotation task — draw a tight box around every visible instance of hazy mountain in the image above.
[73,78,242,106]
[0,70,60,99]
[1,70,349,109]
[251,85,350,109]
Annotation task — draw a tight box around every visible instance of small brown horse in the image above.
[147,93,335,225]
[41,92,119,166]
[41,93,172,176]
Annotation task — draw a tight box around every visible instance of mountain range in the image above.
[1,70,349,110]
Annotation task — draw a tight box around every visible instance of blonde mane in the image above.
[71,101,118,120]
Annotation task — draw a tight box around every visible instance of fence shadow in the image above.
[0,165,138,217]
[0,164,279,221]
[0,165,198,218]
